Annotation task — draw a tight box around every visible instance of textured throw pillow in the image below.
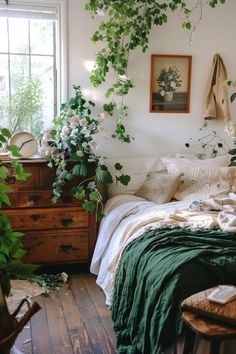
[134,173,181,204]
[161,154,230,172]
[168,166,235,202]
[106,157,166,198]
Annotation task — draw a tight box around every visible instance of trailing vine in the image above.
[85,0,226,142]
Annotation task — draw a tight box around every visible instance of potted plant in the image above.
[39,85,130,220]
[157,65,182,102]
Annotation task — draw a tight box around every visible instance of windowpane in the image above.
[0,18,8,53]
[9,18,29,54]
[10,54,29,93]
[0,54,9,129]
[30,19,54,55]
[31,56,54,127]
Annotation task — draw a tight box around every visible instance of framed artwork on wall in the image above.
[150,54,192,113]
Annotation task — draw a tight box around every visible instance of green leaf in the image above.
[82,200,96,213]
[74,187,86,200]
[95,166,113,184]
[230,92,236,103]
[228,149,236,155]
[72,164,88,177]
[0,166,9,179]
[0,182,13,194]
[7,144,22,157]
[116,174,131,186]
[114,162,123,171]
[89,191,100,201]
[0,193,11,206]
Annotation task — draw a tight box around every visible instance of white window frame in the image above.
[0,0,68,115]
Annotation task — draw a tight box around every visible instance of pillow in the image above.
[161,154,230,172]
[135,173,181,204]
[105,157,166,198]
[167,166,235,201]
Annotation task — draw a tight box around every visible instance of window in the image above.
[0,0,67,138]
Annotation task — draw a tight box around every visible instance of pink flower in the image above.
[70,117,79,129]
[79,118,87,126]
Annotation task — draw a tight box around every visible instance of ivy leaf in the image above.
[96,166,113,184]
[72,164,88,177]
[0,182,13,194]
[89,191,100,201]
[114,163,123,171]
[7,144,22,157]
[97,211,105,222]
[1,128,11,138]
[82,200,96,213]
[0,166,9,179]
[116,174,131,186]
[74,187,86,200]
[228,149,236,155]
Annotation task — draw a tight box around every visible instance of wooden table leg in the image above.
[183,327,195,354]
[209,339,221,354]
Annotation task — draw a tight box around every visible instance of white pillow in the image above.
[105,157,166,198]
[161,154,230,172]
[168,166,235,201]
[135,173,181,204]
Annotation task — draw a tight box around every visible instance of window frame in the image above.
[0,0,68,117]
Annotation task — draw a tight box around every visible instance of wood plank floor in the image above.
[14,274,117,354]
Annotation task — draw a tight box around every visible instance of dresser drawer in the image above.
[4,166,40,190]
[3,207,88,230]
[22,229,89,264]
[5,191,81,208]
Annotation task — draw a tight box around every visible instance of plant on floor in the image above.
[40,85,130,220]
[0,128,37,296]
[85,0,226,142]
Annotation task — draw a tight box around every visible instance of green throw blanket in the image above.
[112,227,236,354]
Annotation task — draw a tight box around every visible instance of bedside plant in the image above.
[40,85,130,220]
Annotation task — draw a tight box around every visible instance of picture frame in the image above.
[150,54,192,113]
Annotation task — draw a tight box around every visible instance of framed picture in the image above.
[150,54,192,113]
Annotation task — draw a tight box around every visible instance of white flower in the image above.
[61,126,69,138]
[81,126,91,137]
[61,272,68,283]
[70,116,79,129]
[225,123,236,142]
[89,140,99,150]
[77,150,84,157]
[160,90,165,96]
[82,142,88,149]
[170,81,176,88]
[70,140,77,146]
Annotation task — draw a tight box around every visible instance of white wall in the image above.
[67,0,236,158]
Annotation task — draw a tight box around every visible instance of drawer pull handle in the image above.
[5,176,16,184]
[61,218,74,227]
[31,214,40,221]
[28,195,41,202]
[60,244,79,253]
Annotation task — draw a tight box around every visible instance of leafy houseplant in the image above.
[0,128,37,296]
[40,85,130,220]
[157,66,182,99]
[85,0,226,142]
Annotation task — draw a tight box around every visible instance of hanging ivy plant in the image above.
[85,0,226,142]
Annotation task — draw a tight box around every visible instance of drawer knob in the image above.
[59,244,79,253]
[31,214,40,221]
[28,195,41,203]
[61,218,73,227]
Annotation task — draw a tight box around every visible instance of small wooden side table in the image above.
[182,311,236,354]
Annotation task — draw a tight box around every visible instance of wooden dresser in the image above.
[2,159,97,265]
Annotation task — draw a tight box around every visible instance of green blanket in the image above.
[111,227,236,354]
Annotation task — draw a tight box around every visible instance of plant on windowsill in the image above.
[39,85,130,221]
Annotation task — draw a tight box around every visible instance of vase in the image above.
[164,92,174,102]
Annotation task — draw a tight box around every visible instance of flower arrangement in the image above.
[39,85,130,220]
[157,66,182,96]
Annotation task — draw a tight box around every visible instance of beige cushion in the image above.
[105,157,166,198]
[168,166,235,201]
[161,154,230,172]
[135,173,181,204]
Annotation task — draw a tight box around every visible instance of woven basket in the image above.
[182,287,236,327]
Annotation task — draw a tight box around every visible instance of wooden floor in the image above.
[14,274,117,354]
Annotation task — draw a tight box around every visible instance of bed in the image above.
[90,155,236,354]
